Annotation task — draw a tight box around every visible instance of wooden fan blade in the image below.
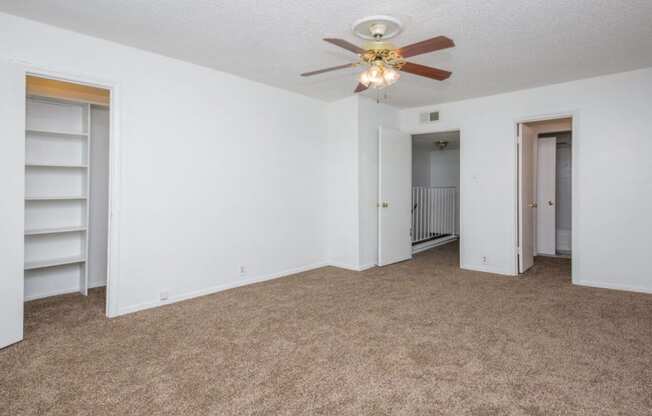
[324,38,365,54]
[399,36,455,58]
[354,83,368,93]
[401,62,452,81]
[301,63,356,77]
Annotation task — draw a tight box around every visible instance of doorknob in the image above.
[528,202,538,208]
[548,200,554,206]
[381,202,389,208]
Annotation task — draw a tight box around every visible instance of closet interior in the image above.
[24,76,110,302]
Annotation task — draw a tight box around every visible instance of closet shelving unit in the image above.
[24,96,92,296]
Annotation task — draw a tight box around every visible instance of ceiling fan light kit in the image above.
[359,64,400,89]
[301,15,455,95]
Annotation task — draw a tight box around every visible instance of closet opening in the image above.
[517,116,573,276]
[24,75,112,317]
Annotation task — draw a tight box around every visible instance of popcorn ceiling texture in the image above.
[1,1,652,107]
[2,242,651,415]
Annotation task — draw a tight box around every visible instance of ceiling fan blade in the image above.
[324,38,365,54]
[401,62,452,81]
[354,83,368,93]
[399,36,455,58]
[301,63,356,77]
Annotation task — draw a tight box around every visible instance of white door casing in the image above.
[537,137,557,255]
[378,126,412,266]
[518,124,536,273]
[0,60,25,349]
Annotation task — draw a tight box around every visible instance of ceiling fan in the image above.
[301,16,454,93]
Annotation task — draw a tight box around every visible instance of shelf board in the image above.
[25,226,87,236]
[24,255,86,271]
[26,128,88,137]
[25,163,88,168]
[25,195,87,201]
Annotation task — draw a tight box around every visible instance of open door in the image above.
[0,60,25,349]
[536,137,557,255]
[378,126,412,266]
[518,123,536,273]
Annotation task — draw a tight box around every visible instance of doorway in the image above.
[23,75,112,319]
[411,130,460,254]
[517,117,573,274]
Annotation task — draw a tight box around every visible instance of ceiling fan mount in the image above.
[352,15,403,40]
[301,15,455,93]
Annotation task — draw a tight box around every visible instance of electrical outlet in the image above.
[239,266,247,275]
[160,291,169,302]
[481,256,488,265]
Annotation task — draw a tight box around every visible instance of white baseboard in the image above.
[25,281,107,301]
[327,261,359,271]
[412,236,458,254]
[88,281,107,289]
[574,280,652,295]
[117,261,329,317]
[356,263,376,271]
[461,263,516,276]
[24,287,79,302]
[328,261,375,271]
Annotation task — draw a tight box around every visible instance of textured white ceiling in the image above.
[2,0,652,108]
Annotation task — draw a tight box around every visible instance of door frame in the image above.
[20,62,123,318]
[514,112,578,283]
[406,127,463,262]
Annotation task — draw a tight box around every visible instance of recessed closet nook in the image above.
[24,76,110,303]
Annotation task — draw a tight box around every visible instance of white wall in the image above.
[325,96,359,269]
[400,67,652,293]
[430,149,460,189]
[411,145,431,187]
[0,12,328,315]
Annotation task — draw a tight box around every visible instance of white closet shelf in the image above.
[25,195,87,201]
[25,226,87,236]
[25,163,88,168]
[26,128,88,137]
[24,255,86,271]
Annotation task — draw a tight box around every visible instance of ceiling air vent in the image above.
[420,111,440,123]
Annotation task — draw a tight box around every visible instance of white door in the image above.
[378,126,412,266]
[537,137,557,255]
[518,124,536,273]
[0,60,25,349]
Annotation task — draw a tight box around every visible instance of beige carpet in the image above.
[1,242,651,415]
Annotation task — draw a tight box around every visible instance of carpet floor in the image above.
[1,242,651,415]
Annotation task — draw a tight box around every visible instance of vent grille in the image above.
[420,111,440,123]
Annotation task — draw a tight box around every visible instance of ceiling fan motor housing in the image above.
[369,23,387,38]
